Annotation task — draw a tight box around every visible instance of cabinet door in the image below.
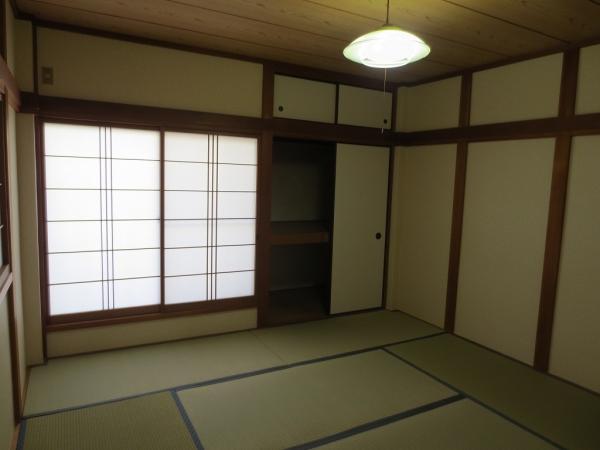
[273,75,336,123]
[337,85,393,129]
[330,144,389,313]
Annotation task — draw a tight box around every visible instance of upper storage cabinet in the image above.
[471,53,563,125]
[337,85,392,129]
[273,75,336,123]
[576,44,600,115]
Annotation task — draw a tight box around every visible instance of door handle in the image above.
[375,232,382,240]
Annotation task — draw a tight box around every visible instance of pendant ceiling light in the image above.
[343,1,430,68]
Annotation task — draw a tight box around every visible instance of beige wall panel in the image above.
[331,144,389,314]
[575,44,600,115]
[16,113,44,365]
[337,85,392,129]
[15,20,34,92]
[37,28,262,117]
[396,77,461,132]
[471,54,563,125]
[7,107,27,394]
[550,135,600,393]
[456,139,554,364]
[47,308,257,357]
[387,145,456,327]
[0,301,15,450]
[5,0,15,72]
[273,75,336,123]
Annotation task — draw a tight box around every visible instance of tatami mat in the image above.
[177,350,456,450]
[387,334,600,450]
[19,392,197,450]
[318,399,556,450]
[251,310,441,363]
[25,331,284,416]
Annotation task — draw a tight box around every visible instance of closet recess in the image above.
[267,138,335,325]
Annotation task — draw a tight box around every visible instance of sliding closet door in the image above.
[164,132,257,304]
[330,144,389,314]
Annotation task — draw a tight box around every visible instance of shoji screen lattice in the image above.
[45,124,161,315]
[43,123,257,316]
[164,132,257,304]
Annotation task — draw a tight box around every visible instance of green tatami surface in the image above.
[319,399,557,450]
[387,333,600,450]
[25,331,284,416]
[177,350,455,450]
[19,310,600,449]
[251,309,441,363]
[20,393,196,450]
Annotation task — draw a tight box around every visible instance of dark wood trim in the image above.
[534,49,580,372]
[557,50,580,118]
[261,63,274,120]
[534,135,572,371]
[159,129,165,309]
[0,55,20,111]
[256,130,272,327]
[32,23,38,95]
[444,143,467,332]
[271,117,395,146]
[33,116,48,360]
[7,286,23,422]
[444,73,471,332]
[458,73,472,127]
[381,147,395,309]
[390,86,398,132]
[334,84,340,124]
[46,297,257,332]
[400,112,600,146]
[21,93,395,146]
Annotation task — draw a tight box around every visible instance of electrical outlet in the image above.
[41,67,54,85]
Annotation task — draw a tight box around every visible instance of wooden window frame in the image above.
[37,117,263,332]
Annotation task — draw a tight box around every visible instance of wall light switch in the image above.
[41,67,54,85]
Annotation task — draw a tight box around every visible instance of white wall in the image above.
[470,54,563,125]
[550,135,600,393]
[37,28,263,117]
[387,145,456,327]
[396,77,461,131]
[47,308,257,357]
[455,139,554,364]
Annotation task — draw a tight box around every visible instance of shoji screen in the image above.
[44,123,161,315]
[164,132,257,304]
[44,125,257,316]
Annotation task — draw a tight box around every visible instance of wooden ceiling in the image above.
[15,0,600,84]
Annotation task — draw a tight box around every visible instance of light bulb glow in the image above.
[343,26,430,68]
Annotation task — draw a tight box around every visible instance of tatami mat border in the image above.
[382,348,566,450]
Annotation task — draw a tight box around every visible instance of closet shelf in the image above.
[270,221,330,246]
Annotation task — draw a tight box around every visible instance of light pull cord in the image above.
[382,67,387,134]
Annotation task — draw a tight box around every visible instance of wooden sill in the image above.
[271,221,330,246]
[46,296,257,332]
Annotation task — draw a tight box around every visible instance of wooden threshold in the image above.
[266,286,328,326]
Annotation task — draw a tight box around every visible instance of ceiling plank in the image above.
[445,0,600,43]
[309,0,566,54]
[18,0,454,82]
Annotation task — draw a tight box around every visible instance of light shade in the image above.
[343,26,430,68]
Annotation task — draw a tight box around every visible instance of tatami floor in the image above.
[18,311,600,450]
